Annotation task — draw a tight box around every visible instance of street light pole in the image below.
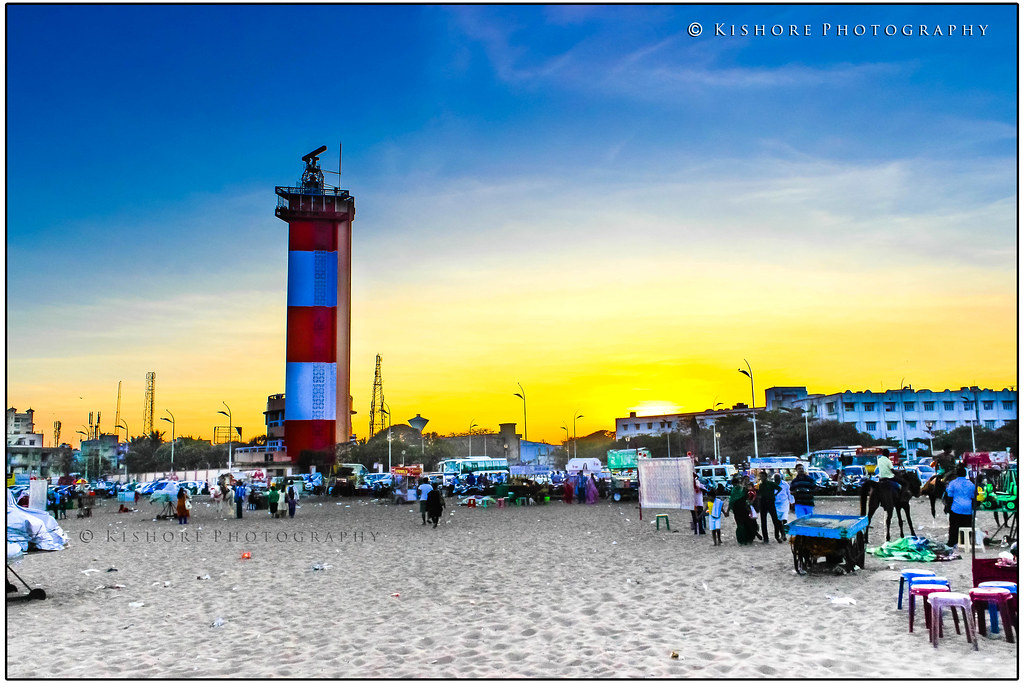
[573,412,584,459]
[382,402,393,473]
[513,383,527,462]
[218,402,233,471]
[960,392,977,453]
[77,430,90,481]
[119,418,129,479]
[738,359,759,459]
[561,424,569,460]
[468,420,478,458]
[160,410,175,476]
[803,410,810,458]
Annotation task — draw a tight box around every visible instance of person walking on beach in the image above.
[773,473,792,539]
[756,471,782,543]
[708,495,725,546]
[585,474,600,504]
[268,485,281,517]
[176,487,190,525]
[418,477,434,525]
[426,483,445,527]
[943,465,978,547]
[563,477,574,504]
[727,476,759,545]
[233,481,246,519]
[790,464,816,519]
[286,485,297,518]
[692,474,707,535]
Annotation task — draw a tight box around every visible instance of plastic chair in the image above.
[977,581,1017,634]
[929,592,978,650]
[909,584,950,633]
[898,569,937,610]
[958,527,981,551]
[970,587,1016,643]
[467,498,476,508]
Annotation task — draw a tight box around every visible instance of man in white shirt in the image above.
[417,478,434,525]
[876,449,900,497]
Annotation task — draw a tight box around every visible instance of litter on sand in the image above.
[211,618,226,628]
[827,596,856,606]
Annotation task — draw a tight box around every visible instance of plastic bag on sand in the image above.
[827,596,856,606]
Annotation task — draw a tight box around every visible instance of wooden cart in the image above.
[788,514,868,575]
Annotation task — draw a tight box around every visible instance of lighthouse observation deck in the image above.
[275,186,354,221]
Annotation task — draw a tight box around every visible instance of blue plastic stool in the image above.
[898,570,937,610]
[978,581,1017,634]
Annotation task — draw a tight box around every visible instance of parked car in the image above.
[139,481,162,496]
[840,466,868,494]
[904,464,936,486]
[806,467,838,495]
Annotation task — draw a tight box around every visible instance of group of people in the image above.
[562,473,601,504]
[696,463,818,546]
[415,478,446,527]
[227,481,299,520]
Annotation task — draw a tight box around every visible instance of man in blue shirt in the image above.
[943,465,978,547]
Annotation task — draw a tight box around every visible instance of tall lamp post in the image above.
[160,410,175,476]
[76,430,90,481]
[711,401,723,463]
[119,418,129,479]
[572,411,584,458]
[960,392,978,453]
[561,424,570,459]
[513,383,527,462]
[780,406,811,458]
[409,414,429,459]
[468,420,478,458]
[382,402,393,472]
[217,402,233,471]
[738,359,759,459]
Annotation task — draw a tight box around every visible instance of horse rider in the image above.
[931,447,957,483]
[876,448,901,497]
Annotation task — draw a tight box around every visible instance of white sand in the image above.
[6,493,1017,678]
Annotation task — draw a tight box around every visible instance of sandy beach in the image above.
[6,492,1017,678]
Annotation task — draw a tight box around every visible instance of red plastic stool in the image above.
[970,587,1016,643]
[467,498,477,508]
[909,584,950,633]
[929,592,978,650]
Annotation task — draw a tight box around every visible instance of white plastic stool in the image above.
[958,527,981,551]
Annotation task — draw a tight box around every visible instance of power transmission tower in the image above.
[368,354,385,438]
[143,372,156,435]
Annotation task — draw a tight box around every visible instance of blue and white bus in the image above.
[437,457,510,485]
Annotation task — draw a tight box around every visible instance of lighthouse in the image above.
[275,146,355,461]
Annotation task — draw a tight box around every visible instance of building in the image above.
[232,394,291,475]
[615,405,760,440]
[6,407,73,478]
[777,386,1017,452]
[275,146,355,462]
[437,423,556,465]
[78,434,121,478]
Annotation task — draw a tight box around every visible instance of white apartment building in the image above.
[615,386,1016,453]
[615,405,759,440]
[6,407,48,476]
[784,386,1017,452]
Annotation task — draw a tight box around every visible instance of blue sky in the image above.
[6,4,1017,445]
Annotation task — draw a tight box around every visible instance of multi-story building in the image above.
[6,407,69,478]
[780,386,1017,452]
[614,385,1016,454]
[615,404,760,440]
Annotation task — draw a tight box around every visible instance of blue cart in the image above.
[788,514,869,575]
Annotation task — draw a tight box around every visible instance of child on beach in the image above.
[708,496,726,546]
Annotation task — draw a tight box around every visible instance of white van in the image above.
[694,464,738,492]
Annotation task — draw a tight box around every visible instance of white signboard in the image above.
[566,458,603,474]
[28,479,49,511]
[638,457,696,510]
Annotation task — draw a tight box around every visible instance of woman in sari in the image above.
[727,476,758,544]
[585,475,599,504]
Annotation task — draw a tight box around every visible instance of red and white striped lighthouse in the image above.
[275,146,354,460]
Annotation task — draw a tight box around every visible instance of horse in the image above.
[920,474,949,518]
[859,470,921,544]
